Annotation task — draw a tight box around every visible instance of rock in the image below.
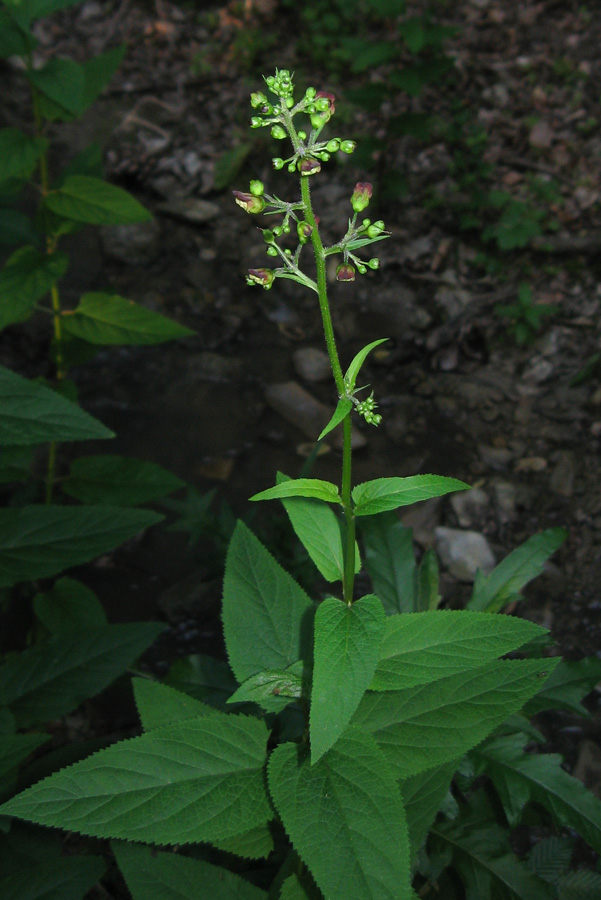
[478,444,514,470]
[156,198,220,225]
[450,487,489,528]
[100,219,161,264]
[434,527,496,581]
[529,119,554,149]
[493,480,517,522]
[514,456,547,473]
[187,352,242,383]
[522,357,554,384]
[550,451,576,497]
[292,347,332,383]
[264,381,366,449]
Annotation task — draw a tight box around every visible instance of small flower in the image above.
[233,191,265,214]
[247,268,274,289]
[351,182,372,213]
[336,263,356,282]
[298,157,321,176]
[297,221,313,244]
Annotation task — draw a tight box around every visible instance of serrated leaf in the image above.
[133,678,213,731]
[280,874,312,900]
[317,397,352,441]
[352,475,469,517]
[343,338,388,392]
[34,576,107,634]
[358,512,416,614]
[473,733,601,853]
[113,840,268,900]
[0,854,106,900]
[61,292,194,344]
[228,666,304,714]
[212,823,274,860]
[0,128,47,182]
[524,656,601,716]
[1,711,271,845]
[0,365,113,445]
[557,869,601,900]
[353,658,559,778]
[415,548,440,610]
[468,528,568,612]
[250,478,342,504]
[166,652,238,709]
[370,610,547,691]
[401,760,458,859]
[222,521,315,683]
[0,504,163,588]
[311,595,385,763]
[0,246,68,330]
[0,622,164,728]
[45,175,151,225]
[0,734,49,781]
[268,728,411,900]
[62,454,185,506]
[527,835,574,883]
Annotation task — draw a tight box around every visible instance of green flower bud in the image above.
[319,152,330,162]
[304,87,317,101]
[357,264,367,274]
[340,140,356,154]
[250,179,264,197]
[336,263,356,282]
[298,130,307,140]
[288,162,296,173]
[273,226,282,236]
[271,124,287,140]
[251,91,267,108]
[368,258,380,269]
[266,246,278,257]
[285,97,294,108]
[250,116,263,128]
[326,138,340,152]
[272,157,285,169]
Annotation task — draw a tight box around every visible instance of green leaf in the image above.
[401,761,458,860]
[61,292,194,345]
[228,665,304,714]
[0,209,36,247]
[0,504,163,588]
[280,874,313,900]
[0,734,49,782]
[352,658,559,778]
[61,455,186,506]
[212,823,274,860]
[250,478,342,504]
[133,678,213,731]
[268,728,411,900]
[0,128,47,183]
[352,475,469,517]
[358,512,416,614]
[0,622,164,728]
[0,11,34,57]
[415,548,440,610]
[557,870,601,900]
[524,656,601,716]
[34,576,107,634]
[79,45,126,113]
[344,338,388,392]
[370,610,548,691]
[527,835,574,883]
[1,712,271,845]
[317,397,352,441]
[6,0,82,27]
[113,841,268,900]
[222,521,315,683]
[310,594,385,763]
[0,365,114,445]
[0,246,68,330]
[166,652,238,709]
[0,853,106,900]
[467,528,568,612]
[473,733,601,852]
[45,175,151,225]
[28,57,85,116]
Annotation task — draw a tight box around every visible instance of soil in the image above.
[2,0,601,815]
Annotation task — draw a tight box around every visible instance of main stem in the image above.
[300,176,356,604]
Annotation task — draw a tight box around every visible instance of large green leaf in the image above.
[250,478,342,504]
[227,664,304,714]
[370,610,547,691]
[133,677,213,731]
[222,521,315,683]
[79,45,126,113]
[0,11,34,57]
[358,512,416,614]
[468,528,568,613]
[524,656,601,716]
[61,292,194,345]
[352,658,559,778]
[473,733,601,852]
[0,128,47,183]
[33,577,107,634]
[0,365,113,445]
[62,455,186,506]
[401,760,458,860]
[1,712,271,845]
[45,175,151,225]
[353,475,469,516]
[113,841,268,900]
[0,854,106,900]
[0,734,49,782]
[317,397,352,441]
[0,504,163,588]
[310,594,385,763]
[268,728,411,900]
[28,57,85,116]
[212,823,274,860]
[0,246,68,330]
[0,622,164,728]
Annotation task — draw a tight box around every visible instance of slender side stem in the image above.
[300,176,356,604]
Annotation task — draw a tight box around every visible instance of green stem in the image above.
[300,175,356,604]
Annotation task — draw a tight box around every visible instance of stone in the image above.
[450,487,489,528]
[265,381,366,449]
[292,347,332,383]
[100,219,161,264]
[550,451,576,497]
[434,527,496,582]
[156,198,220,225]
[493,480,517,522]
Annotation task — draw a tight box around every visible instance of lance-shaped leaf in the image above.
[317,397,352,441]
[401,760,458,860]
[344,338,388,392]
[0,128,47,182]
[310,594,385,763]
[222,521,315,683]
[352,475,469,517]
[473,732,601,852]
[250,478,341,504]
[1,712,271,845]
[0,504,163,588]
[0,622,164,728]
[133,678,213,731]
[415,548,440,610]
[0,12,34,57]
[62,455,186,506]
[113,840,268,900]
[61,293,194,345]
[370,610,547,691]
[0,365,113,445]
[353,657,559,778]
[268,728,411,900]
[45,175,151,225]
[0,246,68,330]
[467,527,568,613]
[0,854,106,900]
[358,512,416,614]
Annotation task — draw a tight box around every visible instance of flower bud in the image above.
[271,125,287,140]
[319,152,330,162]
[310,90,335,129]
[304,87,317,101]
[233,190,265,214]
[298,158,321,176]
[336,263,356,282]
[250,180,264,197]
[247,268,274,289]
[262,228,274,243]
[351,182,372,213]
[250,117,263,128]
[325,138,340,152]
[297,220,313,244]
[251,91,267,108]
[272,157,285,169]
[340,140,356,154]
[368,258,380,269]
[266,246,278,257]
[298,130,307,141]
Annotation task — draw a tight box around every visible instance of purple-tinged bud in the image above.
[351,182,373,213]
[251,91,267,108]
[297,220,313,244]
[336,263,356,282]
[233,191,265,214]
[247,268,274,289]
[310,90,336,129]
[298,158,321,176]
[340,140,356,154]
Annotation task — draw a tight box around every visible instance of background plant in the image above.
[1,67,600,900]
